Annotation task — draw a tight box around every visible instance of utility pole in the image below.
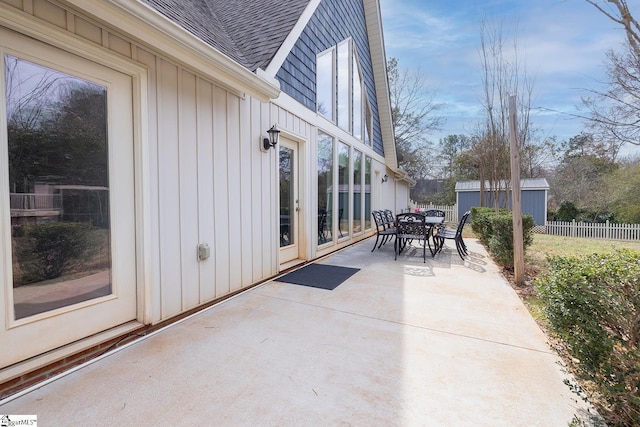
[509,95,525,286]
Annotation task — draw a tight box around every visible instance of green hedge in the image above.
[15,222,97,283]
[470,206,510,243]
[470,207,534,269]
[535,250,640,426]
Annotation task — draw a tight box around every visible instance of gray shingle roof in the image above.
[142,0,309,71]
[455,178,550,192]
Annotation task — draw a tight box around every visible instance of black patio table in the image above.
[395,214,445,260]
[421,216,445,255]
[421,216,446,225]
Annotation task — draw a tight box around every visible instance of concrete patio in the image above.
[0,237,596,425]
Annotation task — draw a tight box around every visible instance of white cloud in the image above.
[380,0,636,143]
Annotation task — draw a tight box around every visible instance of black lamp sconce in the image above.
[381,174,388,183]
[262,124,280,151]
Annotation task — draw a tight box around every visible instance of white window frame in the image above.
[316,47,335,121]
[316,38,372,145]
[336,39,351,132]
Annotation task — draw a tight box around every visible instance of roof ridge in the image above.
[141,0,252,69]
[209,0,310,71]
[142,0,309,72]
[200,0,253,68]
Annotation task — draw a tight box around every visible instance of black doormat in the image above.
[277,264,360,290]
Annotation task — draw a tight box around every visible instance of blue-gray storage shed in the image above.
[455,178,550,225]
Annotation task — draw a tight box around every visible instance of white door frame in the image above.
[278,130,307,269]
[0,25,149,370]
[278,137,300,265]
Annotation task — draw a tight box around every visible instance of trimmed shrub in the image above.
[535,250,640,426]
[470,206,510,244]
[470,206,492,242]
[556,200,580,221]
[15,222,96,283]
[487,213,534,269]
[470,206,534,268]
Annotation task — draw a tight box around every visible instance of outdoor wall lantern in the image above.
[262,124,280,151]
[381,174,388,183]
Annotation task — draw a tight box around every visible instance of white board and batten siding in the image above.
[147,58,315,322]
[0,2,416,386]
[0,0,389,330]
[0,0,299,324]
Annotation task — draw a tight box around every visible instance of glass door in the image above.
[0,30,137,368]
[279,138,300,265]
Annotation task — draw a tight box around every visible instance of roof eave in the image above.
[63,0,281,102]
[363,0,398,170]
[390,167,416,187]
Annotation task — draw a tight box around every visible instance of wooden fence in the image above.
[409,202,457,223]
[543,220,640,242]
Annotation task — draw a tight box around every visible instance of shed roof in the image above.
[141,0,309,72]
[455,178,550,192]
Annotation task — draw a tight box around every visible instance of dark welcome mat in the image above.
[277,264,360,290]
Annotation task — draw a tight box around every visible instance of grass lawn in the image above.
[522,235,640,426]
[526,233,640,270]
[510,233,640,322]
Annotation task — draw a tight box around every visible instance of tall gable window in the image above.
[317,39,372,145]
[336,41,349,130]
[316,49,334,120]
[352,53,362,141]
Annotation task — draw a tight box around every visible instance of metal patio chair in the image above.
[434,210,470,260]
[371,210,396,252]
[394,213,428,262]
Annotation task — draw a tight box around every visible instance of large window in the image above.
[316,49,334,121]
[316,39,371,145]
[365,156,372,230]
[336,41,350,130]
[364,99,372,146]
[317,132,333,245]
[338,142,350,239]
[353,54,362,141]
[353,150,362,234]
[6,55,112,319]
[317,132,373,246]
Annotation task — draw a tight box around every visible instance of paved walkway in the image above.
[13,270,111,319]
[0,237,597,425]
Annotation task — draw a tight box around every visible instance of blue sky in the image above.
[379,0,640,154]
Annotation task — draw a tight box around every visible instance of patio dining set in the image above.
[371,209,471,262]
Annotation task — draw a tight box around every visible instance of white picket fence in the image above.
[409,202,457,223]
[409,202,640,241]
[543,220,640,242]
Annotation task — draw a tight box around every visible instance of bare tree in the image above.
[5,56,62,132]
[520,132,558,178]
[388,57,445,180]
[586,0,640,57]
[583,0,640,148]
[473,18,536,209]
[549,133,618,215]
[438,134,472,179]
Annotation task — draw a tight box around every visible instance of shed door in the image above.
[0,30,137,368]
